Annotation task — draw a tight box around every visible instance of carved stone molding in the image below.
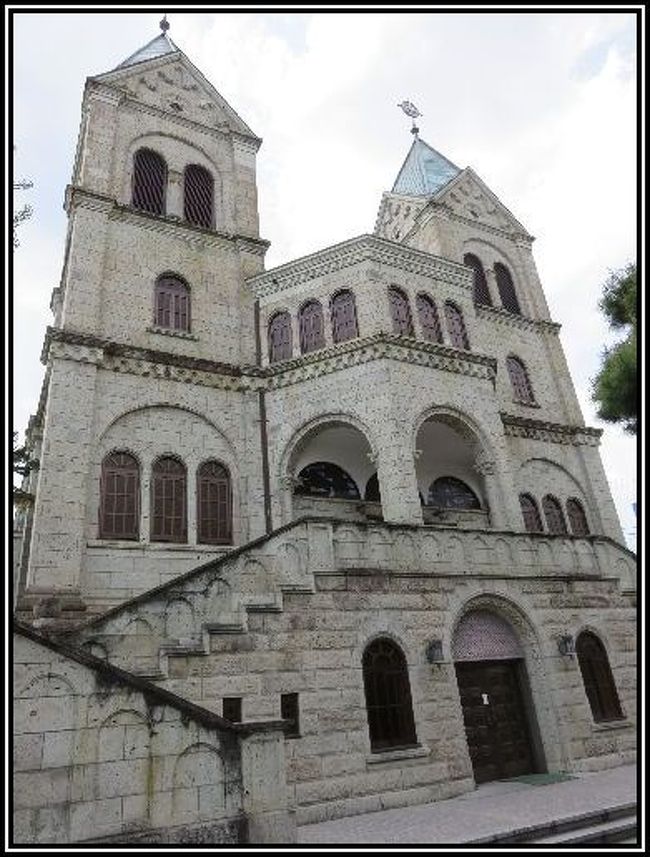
[476,305,561,335]
[501,413,602,447]
[473,449,496,476]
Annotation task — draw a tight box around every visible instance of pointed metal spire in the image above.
[160,14,170,33]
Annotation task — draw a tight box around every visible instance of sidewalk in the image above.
[297,764,638,845]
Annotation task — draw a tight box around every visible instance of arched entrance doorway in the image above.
[453,610,540,784]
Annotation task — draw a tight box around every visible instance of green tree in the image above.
[13,432,38,508]
[13,178,33,247]
[592,263,637,434]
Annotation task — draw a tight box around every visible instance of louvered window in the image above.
[416,293,443,343]
[506,356,535,403]
[268,311,293,363]
[567,498,590,536]
[99,452,140,540]
[132,148,167,216]
[444,302,470,350]
[154,275,190,332]
[299,300,325,354]
[151,457,187,543]
[184,164,214,229]
[464,254,492,307]
[495,263,521,314]
[427,476,480,509]
[363,638,417,751]
[519,493,543,532]
[330,290,358,343]
[576,632,624,722]
[542,494,568,534]
[197,461,232,545]
[388,287,414,336]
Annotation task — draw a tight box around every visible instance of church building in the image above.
[13,20,636,845]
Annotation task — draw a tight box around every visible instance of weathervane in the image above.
[398,100,422,136]
[160,14,170,33]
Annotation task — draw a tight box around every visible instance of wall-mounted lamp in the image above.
[425,639,444,665]
[558,635,576,658]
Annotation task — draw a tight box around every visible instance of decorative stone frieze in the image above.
[476,304,561,334]
[501,412,603,446]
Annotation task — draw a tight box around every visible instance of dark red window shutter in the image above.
[151,457,187,543]
[464,254,492,307]
[132,148,167,215]
[184,164,214,229]
[416,293,443,343]
[495,263,521,314]
[197,461,232,545]
[268,312,293,362]
[299,300,325,354]
[444,302,470,350]
[542,495,568,534]
[567,498,590,536]
[99,452,140,540]
[330,290,358,343]
[363,638,417,751]
[154,275,190,332]
[388,287,414,337]
[519,493,543,532]
[576,632,623,722]
[506,356,534,403]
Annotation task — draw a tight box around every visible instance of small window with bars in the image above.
[542,494,568,534]
[132,148,167,216]
[506,356,535,404]
[576,632,624,723]
[281,693,300,738]
[154,274,191,332]
[519,493,543,532]
[464,254,492,307]
[444,302,470,350]
[330,290,359,343]
[151,456,187,543]
[388,286,414,337]
[222,697,242,723]
[416,293,443,343]
[363,638,417,752]
[184,164,214,229]
[566,498,590,536]
[495,262,521,314]
[99,451,140,540]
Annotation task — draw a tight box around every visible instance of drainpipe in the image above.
[254,299,273,534]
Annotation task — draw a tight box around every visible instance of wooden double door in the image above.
[455,659,536,784]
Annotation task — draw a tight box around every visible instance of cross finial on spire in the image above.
[398,100,422,137]
[160,14,170,33]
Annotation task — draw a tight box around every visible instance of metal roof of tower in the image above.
[115,32,180,70]
[391,137,461,197]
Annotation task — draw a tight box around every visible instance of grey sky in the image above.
[12,10,637,547]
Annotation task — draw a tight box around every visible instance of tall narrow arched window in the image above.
[268,311,293,363]
[567,498,590,536]
[576,632,624,722]
[330,290,358,343]
[444,302,470,350]
[542,494,568,534]
[132,148,167,216]
[154,274,190,332]
[197,461,232,544]
[388,286,414,337]
[464,253,492,307]
[151,457,187,543]
[494,263,521,314]
[363,638,417,751]
[428,476,480,509]
[299,300,325,354]
[519,493,543,532]
[295,462,360,499]
[416,293,443,343]
[184,164,214,229]
[506,356,535,404]
[99,452,140,540]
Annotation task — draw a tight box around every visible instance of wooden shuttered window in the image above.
[154,275,190,332]
[330,290,358,344]
[567,498,590,536]
[268,311,293,362]
[542,494,568,534]
[506,356,535,403]
[444,302,470,350]
[388,287,414,337]
[519,493,543,532]
[132,148,167,216]
[363,638,417,751]
[197,461,232,545]
[495,263,521,314]
[184,164,214,229]
[416,293,443,343]
[299,300,325,354]
[151,457,187,543]
[576,632,624,722]
[99,452,140,540]
[464,254,492,307]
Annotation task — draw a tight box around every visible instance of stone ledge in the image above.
[146,325,199,342]
[591,720,632,733]
[366,744,431,765]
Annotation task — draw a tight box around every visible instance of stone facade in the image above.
[14,26,636,845]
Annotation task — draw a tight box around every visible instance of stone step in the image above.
[532,817,636,845]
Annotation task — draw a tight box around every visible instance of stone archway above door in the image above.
[452,610,524,662]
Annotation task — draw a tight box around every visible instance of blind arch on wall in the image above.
[330,290,358,343]
[151,456,187,543]
[388,286,414,337]
[444,301,470,350]
[268,311,293,363]
[197,460,232,545]
[542,494,568,534]
[506,355,535,404]
[464,253,492,307]
[299,300,325,354]
[362,637,418,751]
[519,493,543,532]
[416,293,443,343]
[154,274,191,332]
[576,631,624,722]
[99,451,140,540]
[184,164,214,229]
[132,148,167,216]
[495,262,521,314]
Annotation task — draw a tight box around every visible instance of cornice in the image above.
[500,412,602,446]
[247,235,473,298]
[476,305,561,334]
[416,201,534,246]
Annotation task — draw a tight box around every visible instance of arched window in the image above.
[99,452,140,540]
[464,253,492,307]
[268,311,293,363]
[132,148,167,216]
[197,461,232,544]
[444,302,470,350]
[567,498,590,536]
[416,293,443,343]
[151,457,187,543]
[506,356,535,404]
[519,493,543,532]
[295,462,360,500]
[576,632,624,722]
[154,274,190,332]
[184,164,214,229]
[363,638,417,751]
[299,300,325,354]
[542,494,568,534]
[330,290,358,344]
[388,286,414,337]
[494,263,521,314]
[428,477,480,509]
[365,473,381,503]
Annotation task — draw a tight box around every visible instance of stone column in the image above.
[485,267,500,308]
[376,421,423,525]
[166,169,184,220]
[473,449,507,529]
[240,729,296,844]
